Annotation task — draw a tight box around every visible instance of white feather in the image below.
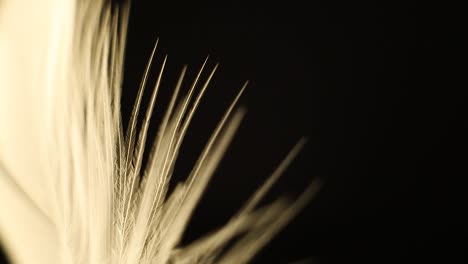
[0,0,320,263]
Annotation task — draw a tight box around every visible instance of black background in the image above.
[1,0,466,263]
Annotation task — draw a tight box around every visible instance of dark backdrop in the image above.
[1,1,465,264]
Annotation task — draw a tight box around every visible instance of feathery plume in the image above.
[0,0,320,263]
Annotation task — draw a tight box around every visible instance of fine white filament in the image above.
[0,0,320,263]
